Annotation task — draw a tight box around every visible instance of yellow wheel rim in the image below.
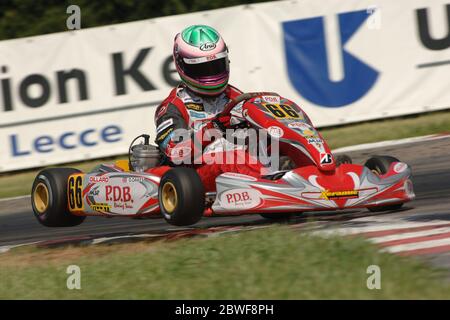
[33,182,49,214]
[371,168,381,176]
[162,182,178,214]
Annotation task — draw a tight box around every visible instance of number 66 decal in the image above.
[68,174,84,211]
[263,103,301,119]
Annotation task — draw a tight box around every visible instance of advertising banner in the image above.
[0,0,449,172]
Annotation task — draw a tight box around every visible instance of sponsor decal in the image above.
[89,176,109,183]
[156,118,173,134]
[185,103,204,111]
[125,176,145,182]
[226,191,250,204]
[156,127,173,142]
[320,153,333,164]
[200,42,216,51]
[105,186,132,202]
[188,110,207,118]
[288,122,311,130]
[267,126,284,138]
[393,162,407,173]
[307,137,322,144]
[220,188,262,209]
[113,202,134,210]
[303,188,372,200]
[288,122,315,136]
[288,122,310,130]
[88,188,100,196]
[303,129,315,136]
[262,95,281,104]
[90,203,111,212]
[170,145,192,159]
[320,190,359,200]
[156,104,169,118]
[183,51,227,64]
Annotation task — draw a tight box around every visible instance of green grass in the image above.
[1,110,450,199]
[320,110,450,149]
[0,227,448,299]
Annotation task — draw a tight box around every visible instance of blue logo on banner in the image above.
[282,10,379,107]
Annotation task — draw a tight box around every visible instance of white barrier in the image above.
[0,0,449,172]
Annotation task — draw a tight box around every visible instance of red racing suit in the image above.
[154,84,264,191]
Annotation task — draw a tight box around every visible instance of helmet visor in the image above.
[182,57,229,79]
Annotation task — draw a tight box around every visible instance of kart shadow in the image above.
[34,207,418,250]
[194,207,412,230]
[403,212,450,222]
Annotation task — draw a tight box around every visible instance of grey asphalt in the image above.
[1,136,450,269]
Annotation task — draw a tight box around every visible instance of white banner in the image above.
[0,0,449,172]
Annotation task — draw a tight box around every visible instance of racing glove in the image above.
[211,115,232,132]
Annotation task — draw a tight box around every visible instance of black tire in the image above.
[31,168,86,227]
[364,155,404,212]
[279,156,296,171]
[336,154,352,166]
[260,213,293,220]
[364,155,400,175]
[158,168,205,226]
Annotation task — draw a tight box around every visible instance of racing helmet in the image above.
[173,25,230,96]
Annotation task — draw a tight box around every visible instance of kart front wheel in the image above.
[31,168,86,227]
[159,168,205,226]
[336,154,352,166]
[279,156,296,171]
[364,155,404,212]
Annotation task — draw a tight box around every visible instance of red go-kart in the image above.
[31,93,415,227]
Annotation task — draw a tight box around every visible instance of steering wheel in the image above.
[216,92,280,118]
[210,92,280,151]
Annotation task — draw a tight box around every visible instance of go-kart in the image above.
[31,92,415,227]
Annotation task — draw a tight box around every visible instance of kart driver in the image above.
[154,25,265,191]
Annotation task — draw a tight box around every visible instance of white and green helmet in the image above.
[173,25,230,96]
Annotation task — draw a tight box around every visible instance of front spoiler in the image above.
[211,163,415,215]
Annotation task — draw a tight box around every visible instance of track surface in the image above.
[1,136,450,267]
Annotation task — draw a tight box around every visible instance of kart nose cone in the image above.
[318,162,336,172]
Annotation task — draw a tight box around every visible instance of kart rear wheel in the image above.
[159,168,205,226]
[31,168,86,227]
[364,155,404,212]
